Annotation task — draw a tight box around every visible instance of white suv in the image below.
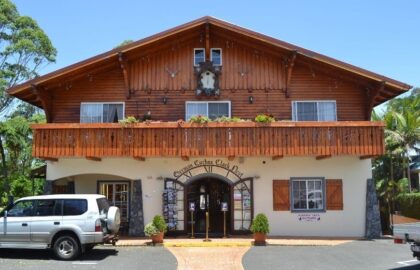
[0,194,120,260]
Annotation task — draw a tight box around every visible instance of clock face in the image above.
[200,71,215,89]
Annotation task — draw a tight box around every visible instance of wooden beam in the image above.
[118,52,131,99]
[366,81,385,120]
[228,155,235,161]
[133,156,146,161]
[272,155,283,160]
[205,23,210,61]
[316,155,331,160]
[31,84,52,122]
[360,155,375,160]
[39,156,58,162]
[181,156,189,161]
[284,51,297,98]
[86,156,101,161]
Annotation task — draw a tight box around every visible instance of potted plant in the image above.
[250,213,270,246]
[255,113,275,123]
[144,215,168,244]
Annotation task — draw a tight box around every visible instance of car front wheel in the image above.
[53,235,80,260]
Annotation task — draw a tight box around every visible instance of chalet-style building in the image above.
[8,17,411,238]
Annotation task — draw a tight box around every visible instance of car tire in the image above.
[106,206,121,233]
[53,235,80,260]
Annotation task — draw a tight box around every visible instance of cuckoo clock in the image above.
[195,61,221,96]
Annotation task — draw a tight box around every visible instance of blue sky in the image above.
[14,0,420,96]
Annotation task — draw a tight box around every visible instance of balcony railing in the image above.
[31,121,385,160]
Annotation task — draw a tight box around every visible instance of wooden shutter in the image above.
[273,180,290,211]
[326,179,343,210]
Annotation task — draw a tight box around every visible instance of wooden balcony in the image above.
[31,121,385,161]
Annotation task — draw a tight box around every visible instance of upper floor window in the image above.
[186,101,231,120]
[194,48,205,66]
[80,102,124,123]
[210,48,222,66]
[292,101,337,121]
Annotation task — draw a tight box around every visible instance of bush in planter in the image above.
[250,213,270,234]
[189,115,211,124]
[152,215,168,233]
[255,113,275,123]
[144,222,159,237]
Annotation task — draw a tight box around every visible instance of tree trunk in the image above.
[406,145,412,193]
[0,136,9,195]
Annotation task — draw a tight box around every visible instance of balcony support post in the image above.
[284,50,297,98]
[366,81,385,120]
[31,84,52,122]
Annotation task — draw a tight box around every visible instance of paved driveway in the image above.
[243,239,420,270]
[0,246,177,270]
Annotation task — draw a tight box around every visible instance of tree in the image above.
[0,0,56,199]
[0,0,57,113]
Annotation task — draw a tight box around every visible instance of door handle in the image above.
[54,222,60,225]
[22,223,28,227]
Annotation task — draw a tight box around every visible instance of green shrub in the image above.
[396,193,420,220]
[152,215,168,233]
[189,115,211,124]
[119,116,139,125]
[250,213,270,234]
[214,116,243,123]
[144,223,159,236]
[255,113,275,123]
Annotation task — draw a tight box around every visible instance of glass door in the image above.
[99,182,130,230]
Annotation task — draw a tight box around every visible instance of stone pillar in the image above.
[365,178,381,239]
[129,180,145,236]
[44,180,53,195]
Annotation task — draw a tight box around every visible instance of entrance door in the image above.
[186,177,230,236]
[98,182,129,233]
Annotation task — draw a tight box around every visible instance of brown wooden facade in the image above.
[8,17,411,161]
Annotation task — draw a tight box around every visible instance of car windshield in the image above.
[97,198,110,215]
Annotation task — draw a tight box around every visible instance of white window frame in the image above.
[80,102,125,123]
[292,100,337,121]
[210,48,223,66]
[193,48,205,66]
[290,177,326,212]
[185,101,231,120]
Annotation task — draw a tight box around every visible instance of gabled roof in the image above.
[7,16,412,104]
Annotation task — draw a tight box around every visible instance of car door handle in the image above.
[22,223,28,227]
[54,222,60,225]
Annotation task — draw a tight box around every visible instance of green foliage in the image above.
[255,113,275,123]
[396,193,420,220]
[189,115,211,124]
[144,222,159,237]
[152,215,168,233]
[119,116,139,125]
[213,116,244,123]
[250,213,270,234]
[114,40,134,49]
[0,0,56,113]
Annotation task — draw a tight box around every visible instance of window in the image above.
[185,101,231,120]
[194,48,205,66]
[35,200,62,216]
[292,101,337,121]
[80,102,124,123]
[210,48,222,66]
[7,200,34,217]
[63,199,87,216]
[291,178,325,212]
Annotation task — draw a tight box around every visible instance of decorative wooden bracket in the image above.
[205,23,210,61]
[31,84,52,123]
[181,156,189,161]
[360,155,375,160]
[316,155,331,160]
[133,156,146,161]
[284,51,297,98]
[118,52,131,99]
[86,156,101,162]
[39,156,58,162]
[228,155,235,161]
[366,81,385,120]
[272,155,283,160]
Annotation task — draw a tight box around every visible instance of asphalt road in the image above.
[243,239,420,270]
[0,246,177,270]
